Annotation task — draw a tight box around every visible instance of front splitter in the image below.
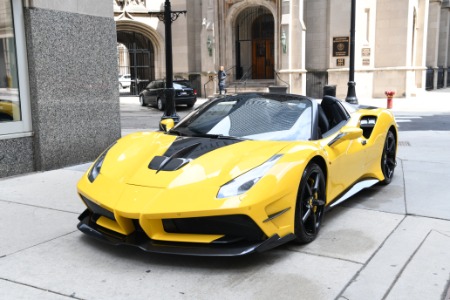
[77,209,295,257]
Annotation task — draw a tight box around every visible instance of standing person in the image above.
[218,65,227,95]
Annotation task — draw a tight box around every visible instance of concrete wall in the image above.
[3,0,119,178]
[0,137,34,176]
[15,3,120,174]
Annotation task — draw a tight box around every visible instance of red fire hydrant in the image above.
[385,90,395,109]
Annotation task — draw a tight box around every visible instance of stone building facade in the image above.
[114,0,450,99]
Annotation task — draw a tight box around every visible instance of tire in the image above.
[139,95,146,107]
[294,163,326,244]
[157,98,164,111]
[187,103,194,108]
[380,130,396,185]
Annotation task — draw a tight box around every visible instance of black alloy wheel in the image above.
[380,130,396,185]
[294,163,326,244]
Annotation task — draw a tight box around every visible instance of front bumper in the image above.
[77,209,295,256]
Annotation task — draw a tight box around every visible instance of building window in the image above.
[0,0,31,137]
[0,0,20,122]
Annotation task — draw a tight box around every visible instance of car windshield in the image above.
[173,94,312,141]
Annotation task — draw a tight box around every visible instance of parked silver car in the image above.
[118,74,132,89]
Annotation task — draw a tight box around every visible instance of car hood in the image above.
[99,132,288,190]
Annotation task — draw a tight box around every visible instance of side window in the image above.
[0,0,31,136]
[320,96,350,137]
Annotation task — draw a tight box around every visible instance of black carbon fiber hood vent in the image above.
[148,137,242,172]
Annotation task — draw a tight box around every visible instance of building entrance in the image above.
[117,31,155,95]
[235,7,274,80]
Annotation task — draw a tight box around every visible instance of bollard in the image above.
[385,90,395,109]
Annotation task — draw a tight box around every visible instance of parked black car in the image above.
[139,80,197,110]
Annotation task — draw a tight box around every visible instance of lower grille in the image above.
[162,215,265,242]
[80,194,115,221]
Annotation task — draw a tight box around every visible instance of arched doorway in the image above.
[235,7,274,80]
[116,31,155,95]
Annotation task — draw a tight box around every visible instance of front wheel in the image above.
[157,98,165,111]
[139,95,146,107]
[380,130,396,185]
[294,163,326,244]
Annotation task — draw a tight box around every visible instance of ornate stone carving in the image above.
[114,0,146,13]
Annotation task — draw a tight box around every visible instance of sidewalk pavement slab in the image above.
[386,230,450,300]
[0,279,67,300]
[0,169,86,214]
[287,207,404,264]
[0,231,361,300]
[340,216,450,300]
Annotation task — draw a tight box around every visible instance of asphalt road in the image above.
[395,112,450,131]
[119,95,197,131]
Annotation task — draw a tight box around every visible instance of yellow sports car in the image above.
[77,93,398,256]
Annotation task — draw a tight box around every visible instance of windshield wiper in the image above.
[190,132,246,140]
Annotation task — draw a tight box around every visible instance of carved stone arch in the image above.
[115,20,164,80]
[224,0,278,80]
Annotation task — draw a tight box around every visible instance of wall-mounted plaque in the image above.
[337,58,345,66]
[362,48,371,57]
[333,37,349,57]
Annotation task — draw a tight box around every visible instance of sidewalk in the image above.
[1,89,450,299]
[358,88,450,113]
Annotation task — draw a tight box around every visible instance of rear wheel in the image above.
[157,98,164,111]
[294,163,326,244]
[380,130,396,185]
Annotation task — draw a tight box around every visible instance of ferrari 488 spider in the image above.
[77,93,398,256]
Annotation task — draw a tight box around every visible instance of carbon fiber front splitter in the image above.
[77,209,296,257]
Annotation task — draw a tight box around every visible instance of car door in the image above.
[325,130,367,201]
[318,98,368,201]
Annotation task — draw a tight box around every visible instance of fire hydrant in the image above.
[385,90,395,109]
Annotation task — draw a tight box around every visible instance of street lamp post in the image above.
[345,0,358,104]
[148,0,186,124]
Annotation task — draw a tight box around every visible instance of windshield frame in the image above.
[171,93,314,142]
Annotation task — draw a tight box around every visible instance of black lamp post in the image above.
[345,0,358,104]
[148,1,186,124]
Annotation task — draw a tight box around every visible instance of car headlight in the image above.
[88,143,116,183]
[217,154,282,199]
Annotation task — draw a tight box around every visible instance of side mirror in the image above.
[327,127,363,147]
[160,119,175,132]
